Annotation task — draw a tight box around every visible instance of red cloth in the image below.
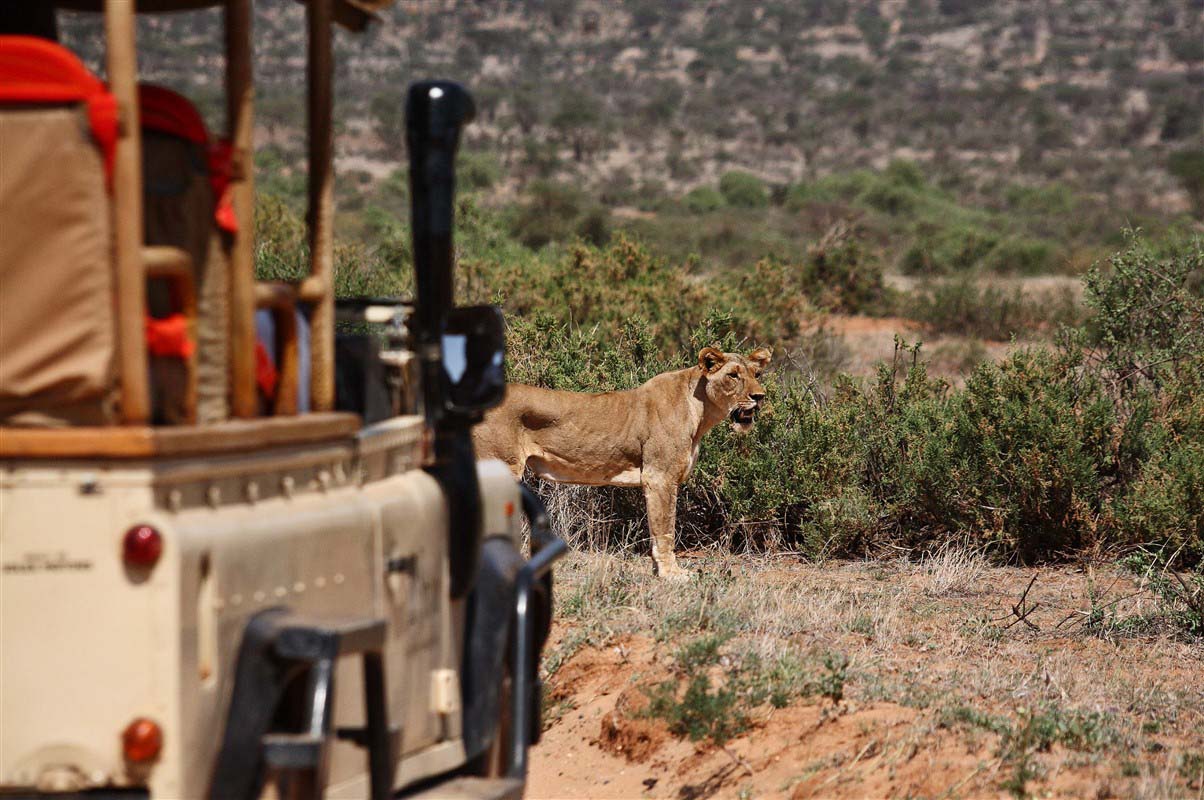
[0,36,118,184]
[145,314,194,359]
[209,139,238,234]
[138,83,207,144]
[255,342,279,401]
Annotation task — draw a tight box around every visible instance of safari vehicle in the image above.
[0,3,562,798]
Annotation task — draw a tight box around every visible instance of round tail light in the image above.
[121,717,162,763]
[122,525,163,568]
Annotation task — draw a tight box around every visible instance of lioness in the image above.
[474,347,771,578]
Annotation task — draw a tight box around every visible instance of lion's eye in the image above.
[727,373,739,381]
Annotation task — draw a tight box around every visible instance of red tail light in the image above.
[122,525,163,568]
[122,717,162,762]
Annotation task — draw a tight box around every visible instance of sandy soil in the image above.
[805,314,1016,384]
[527,553,1204,800]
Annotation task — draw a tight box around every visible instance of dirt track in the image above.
[527,552,1204,799]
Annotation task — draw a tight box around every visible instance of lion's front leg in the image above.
[642,477,691,580]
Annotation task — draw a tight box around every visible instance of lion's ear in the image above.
[748,347,773,371]
[698,347,727,374]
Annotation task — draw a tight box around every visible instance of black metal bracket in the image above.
[508,485,568,779]
[209,610,394,800]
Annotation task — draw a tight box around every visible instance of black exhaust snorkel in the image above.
[406,81,505,599]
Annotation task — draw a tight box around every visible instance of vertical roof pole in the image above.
[105,0,150,424]
[307,0,336,412]
[226,0,258,417]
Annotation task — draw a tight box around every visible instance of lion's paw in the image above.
[656,566,695,582]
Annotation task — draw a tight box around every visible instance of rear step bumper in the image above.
[400,777,524,800]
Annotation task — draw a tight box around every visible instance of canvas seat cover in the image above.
[0,38,116,426]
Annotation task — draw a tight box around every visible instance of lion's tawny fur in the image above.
[473,347,770,578]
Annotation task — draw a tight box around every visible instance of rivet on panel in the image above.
[293,581,306,593]
[253,591,266,603]
[314,576,327,588]
[333,573,345,585]
[274,586,287,598]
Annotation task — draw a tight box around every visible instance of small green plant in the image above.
[1120,549,1204,639]
[814,653,848,703]
[994,704,1119,797]
[1008,705,1117,753]
[939,705,1011,737]
[642,633,749,746]
[642,636,817,747]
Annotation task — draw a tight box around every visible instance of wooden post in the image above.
[226,0,258,417]
[105,0,150,424]
[307,0,335,412]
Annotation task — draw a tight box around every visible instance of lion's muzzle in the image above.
[729,392,765,430]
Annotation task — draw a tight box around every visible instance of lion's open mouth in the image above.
[729,406,756,426]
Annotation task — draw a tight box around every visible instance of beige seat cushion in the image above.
[0,106,115,426]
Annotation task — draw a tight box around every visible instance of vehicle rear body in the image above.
[1,417,523,796]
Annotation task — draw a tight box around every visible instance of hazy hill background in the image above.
[61,0,1204,218]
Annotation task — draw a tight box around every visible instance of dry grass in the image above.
[920,543,989,597]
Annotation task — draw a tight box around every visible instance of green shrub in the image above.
[981,236,1057,274]
[799,223,887,313]
[858,178,918,216]
[257,192,411,297]
[682,185,727,214]
[508,179,588,249]
[494,238,712,354]
[1083,233,1204,381]
[718,171,769,209]
[457,150,503,191]
[887,158,925,187]
[1108,369,1204,565]
[901,222,1000,274]
[255,193,308,282]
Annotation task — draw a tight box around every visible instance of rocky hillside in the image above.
[60,0,1203,214]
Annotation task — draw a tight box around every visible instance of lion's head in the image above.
[698,346,772,433]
